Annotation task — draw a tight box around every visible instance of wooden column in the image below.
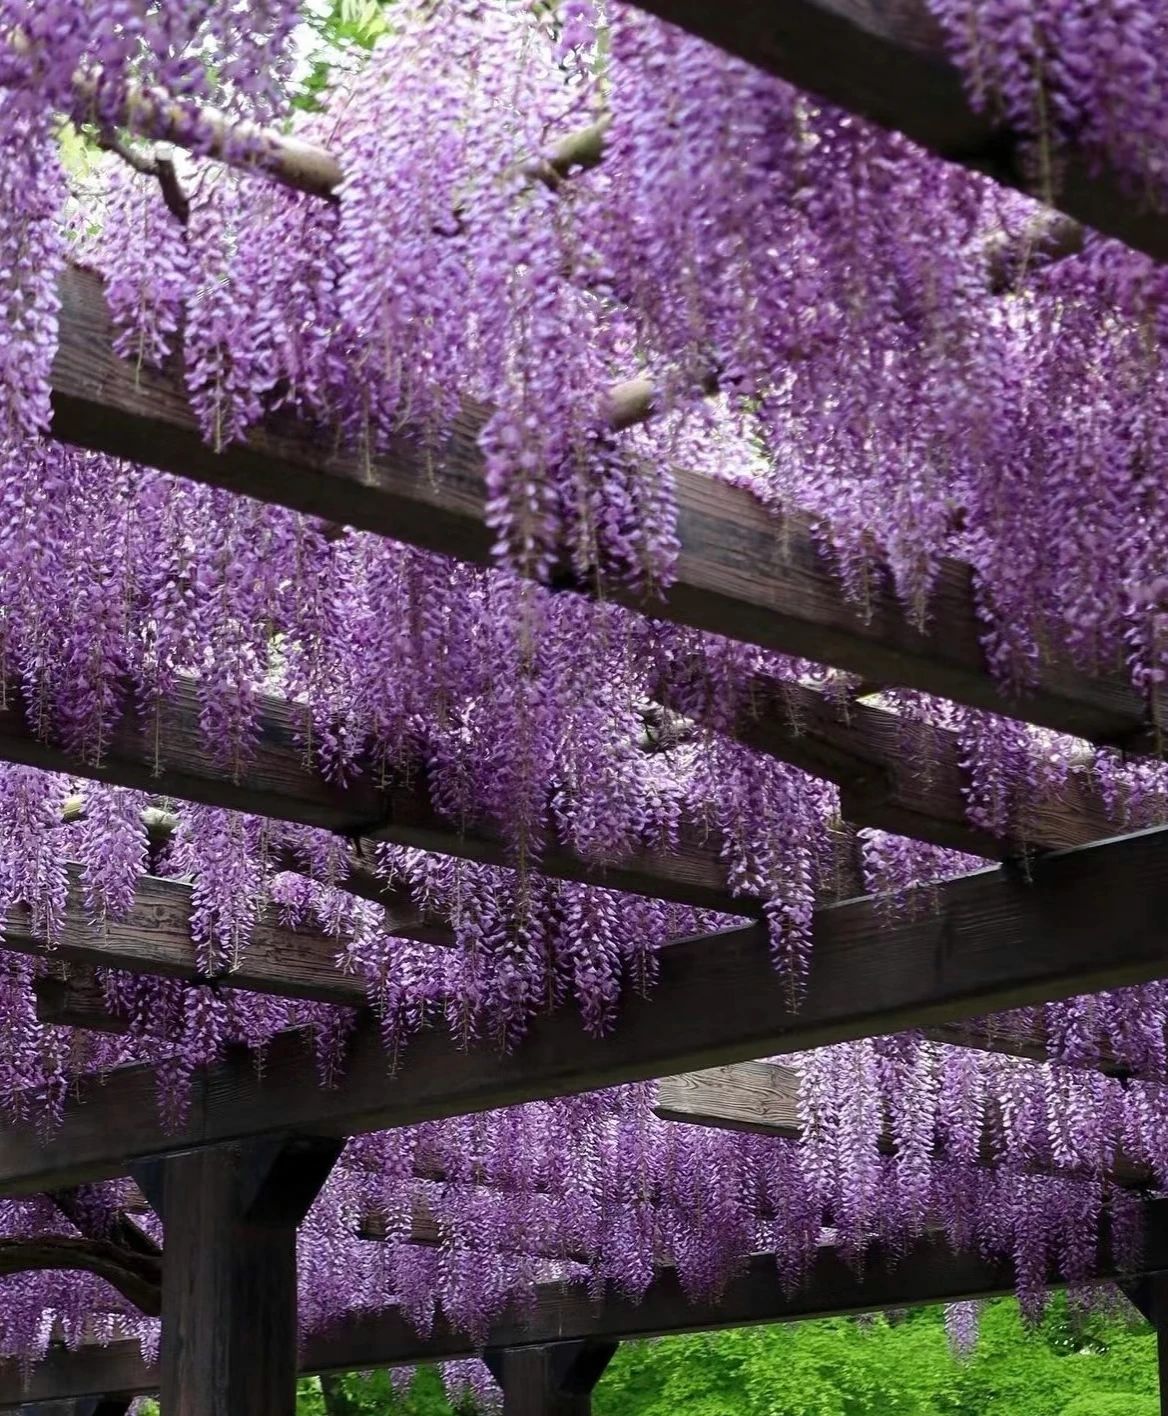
[484,1341,617,1416]
[132,1137,341,1416]
[1121,1275,1168,1415]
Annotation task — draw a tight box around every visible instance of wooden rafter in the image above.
[626,0,1165,264]
[652,1062,1151,1186]
[716,679,1128,858]
[16,661,1134,924]
[52,267,1153,755]
[4,1200,1168,1406]
[0,678,744,918]
[29,269,1159,887]
[4,826,1168,1194]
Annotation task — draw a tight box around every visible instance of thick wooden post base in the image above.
[132,1137,340,1416]
[484,1341,617,1416]
[1121,1275,1168,1415]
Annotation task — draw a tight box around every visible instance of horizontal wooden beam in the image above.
[654,1061,800,1136]
[6,1200,1168,1406]
[626,0,1167,266]
[3,826,1168,1193]
[7,867,367,1009]
[359,1201,595,1262]
[653,1062,1150,1186]
[721,680,1125,857]
[34,968,129,1035]
[51,267,1153,752]
[14,896,1115,1081]
[0,674,744,918]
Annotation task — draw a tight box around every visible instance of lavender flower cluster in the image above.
[0,0,1163,1366]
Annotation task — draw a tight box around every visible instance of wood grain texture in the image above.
[139,1139,340,1416]
[624,0,1168,264]
[654,1061,1150,1185]
[0,667,743,916]
[51,267,1153,752]
[728,680,1129,857]
[483,1343,617,1416]
[654,1062,801,1135]
[6,1201,1168,1405]
[5,827,1168,1193]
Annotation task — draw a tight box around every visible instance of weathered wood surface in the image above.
[0,674,741,917]
[626,0,1168,265]
[483,1343,618,1416]
[654,1062,1151,1185]
[132,1138,340,1416]
[655,1061,801,1135]
[733,680,1130,857]
[6,868,368,1008]
[4,827,1168,1193]
[6,1201,1168,1406]
[52,267,1153,751]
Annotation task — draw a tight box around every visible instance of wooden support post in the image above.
[484,1341,617,1416]
[1160,1309,1168,1416]
[1120,1275,1168,1415]
[131,1137,341,1416]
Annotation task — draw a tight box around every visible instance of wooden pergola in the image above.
[3,1,1168,1412]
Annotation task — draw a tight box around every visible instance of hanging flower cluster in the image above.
[929,0,1168,204]
[0,1054,1156,1376]
[0,0,1165,709]
[0,0,1160,1381]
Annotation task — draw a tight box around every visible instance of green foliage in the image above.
[588,1298,1159,1416]
[1059,1398,1160,1416]
[295,0,394,109]
[136,1298,1165,1414]
[301,1366,462,1414]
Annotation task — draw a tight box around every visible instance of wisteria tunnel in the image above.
[2,0,1168,1412]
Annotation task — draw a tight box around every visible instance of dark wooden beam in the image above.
[0,1345,150,1411]
[0,674,740,918]
[33,969,128,1035]
[624,0,1168,265]
[653,1062,1151,1185]
[52,267,1153,752]
[130,1137,341,1416]
[483,1342,618,1416]
[7,1201,1168,1406]
[4,827,1168,1193]
[1120,1274,1168,1414]
[727,680,1127,857]
[40,268,1153,870]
